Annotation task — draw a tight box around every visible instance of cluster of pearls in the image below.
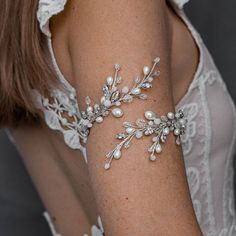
[104,109,187,170]
[79,57,161,137]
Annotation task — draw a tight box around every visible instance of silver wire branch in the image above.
[104,109,187,170]
[78,57,161,138]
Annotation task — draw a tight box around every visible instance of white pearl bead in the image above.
[113,150,121,159]
[95,116,103,123]
[143,66,150,75]
[106,76,113,85]
[174,128,180,135]
[145,111,156,120]
[126,127,135,134]
[167,112,175,120]
[87,106,93,113]
[163,127,170,135]
[104,100,111,107]
[122,86,129,94]
[112,108,123,118]
[155,144,162,153]
[131,87,141,95]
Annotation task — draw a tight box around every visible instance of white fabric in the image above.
[36,0,236,235]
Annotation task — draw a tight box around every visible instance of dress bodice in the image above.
[34,0,236,235]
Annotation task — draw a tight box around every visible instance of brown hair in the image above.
[0,0,57,127]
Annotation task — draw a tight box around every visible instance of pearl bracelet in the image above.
[104,109,187,170]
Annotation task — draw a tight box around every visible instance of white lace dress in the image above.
[34,0,236,235]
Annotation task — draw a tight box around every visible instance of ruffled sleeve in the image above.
[37,0,67,37]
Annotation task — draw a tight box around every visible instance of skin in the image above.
[10,0,201,235]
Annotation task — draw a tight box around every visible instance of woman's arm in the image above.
[66,0,202,235]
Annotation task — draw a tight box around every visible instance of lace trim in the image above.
[37,0,67,37]
[31,89,88,162]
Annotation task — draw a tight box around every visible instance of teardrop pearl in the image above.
[106,76,113,85]
[145,111,156,120]
[126,127,135,134]
[155,144,162,153]
[174,128,180,136]
[143,66,150,75]
[163,127,170,135]
[112,108,123,118]
[167,112,175,120]
[113,150,121,159]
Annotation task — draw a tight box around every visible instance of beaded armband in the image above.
[104,110,187,170]
[78,57,161,138]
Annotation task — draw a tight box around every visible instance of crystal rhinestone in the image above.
[145,111,156,120]
[154,118,161,125]
[161,115,168,121]
[95,116,103,123]
[112,108,123,118]
[167,112,175,120]
[116,133,125,140]
[106,76,113,85]
[85,96,91,105]
[135,131,143,139]
[149,154,157,161]
[154,57,160,63]
[174,128,180,136]
[179,118,187,125]
[113,149,121,159]
[147,76,153,82]
[155,144,162,153]
[123,95,133,103]
[131,87,141,95]
[104,100,112,107]
[152,136,158,142]
[122,86,129,94]
[115,63,121,70]
[143,66,150,75]
[104,163,111,170]
[142,82,152,89]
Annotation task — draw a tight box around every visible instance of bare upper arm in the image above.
[53,0,202,235]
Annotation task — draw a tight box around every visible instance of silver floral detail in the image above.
[104,109,187,170]
[79,57,161,137]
